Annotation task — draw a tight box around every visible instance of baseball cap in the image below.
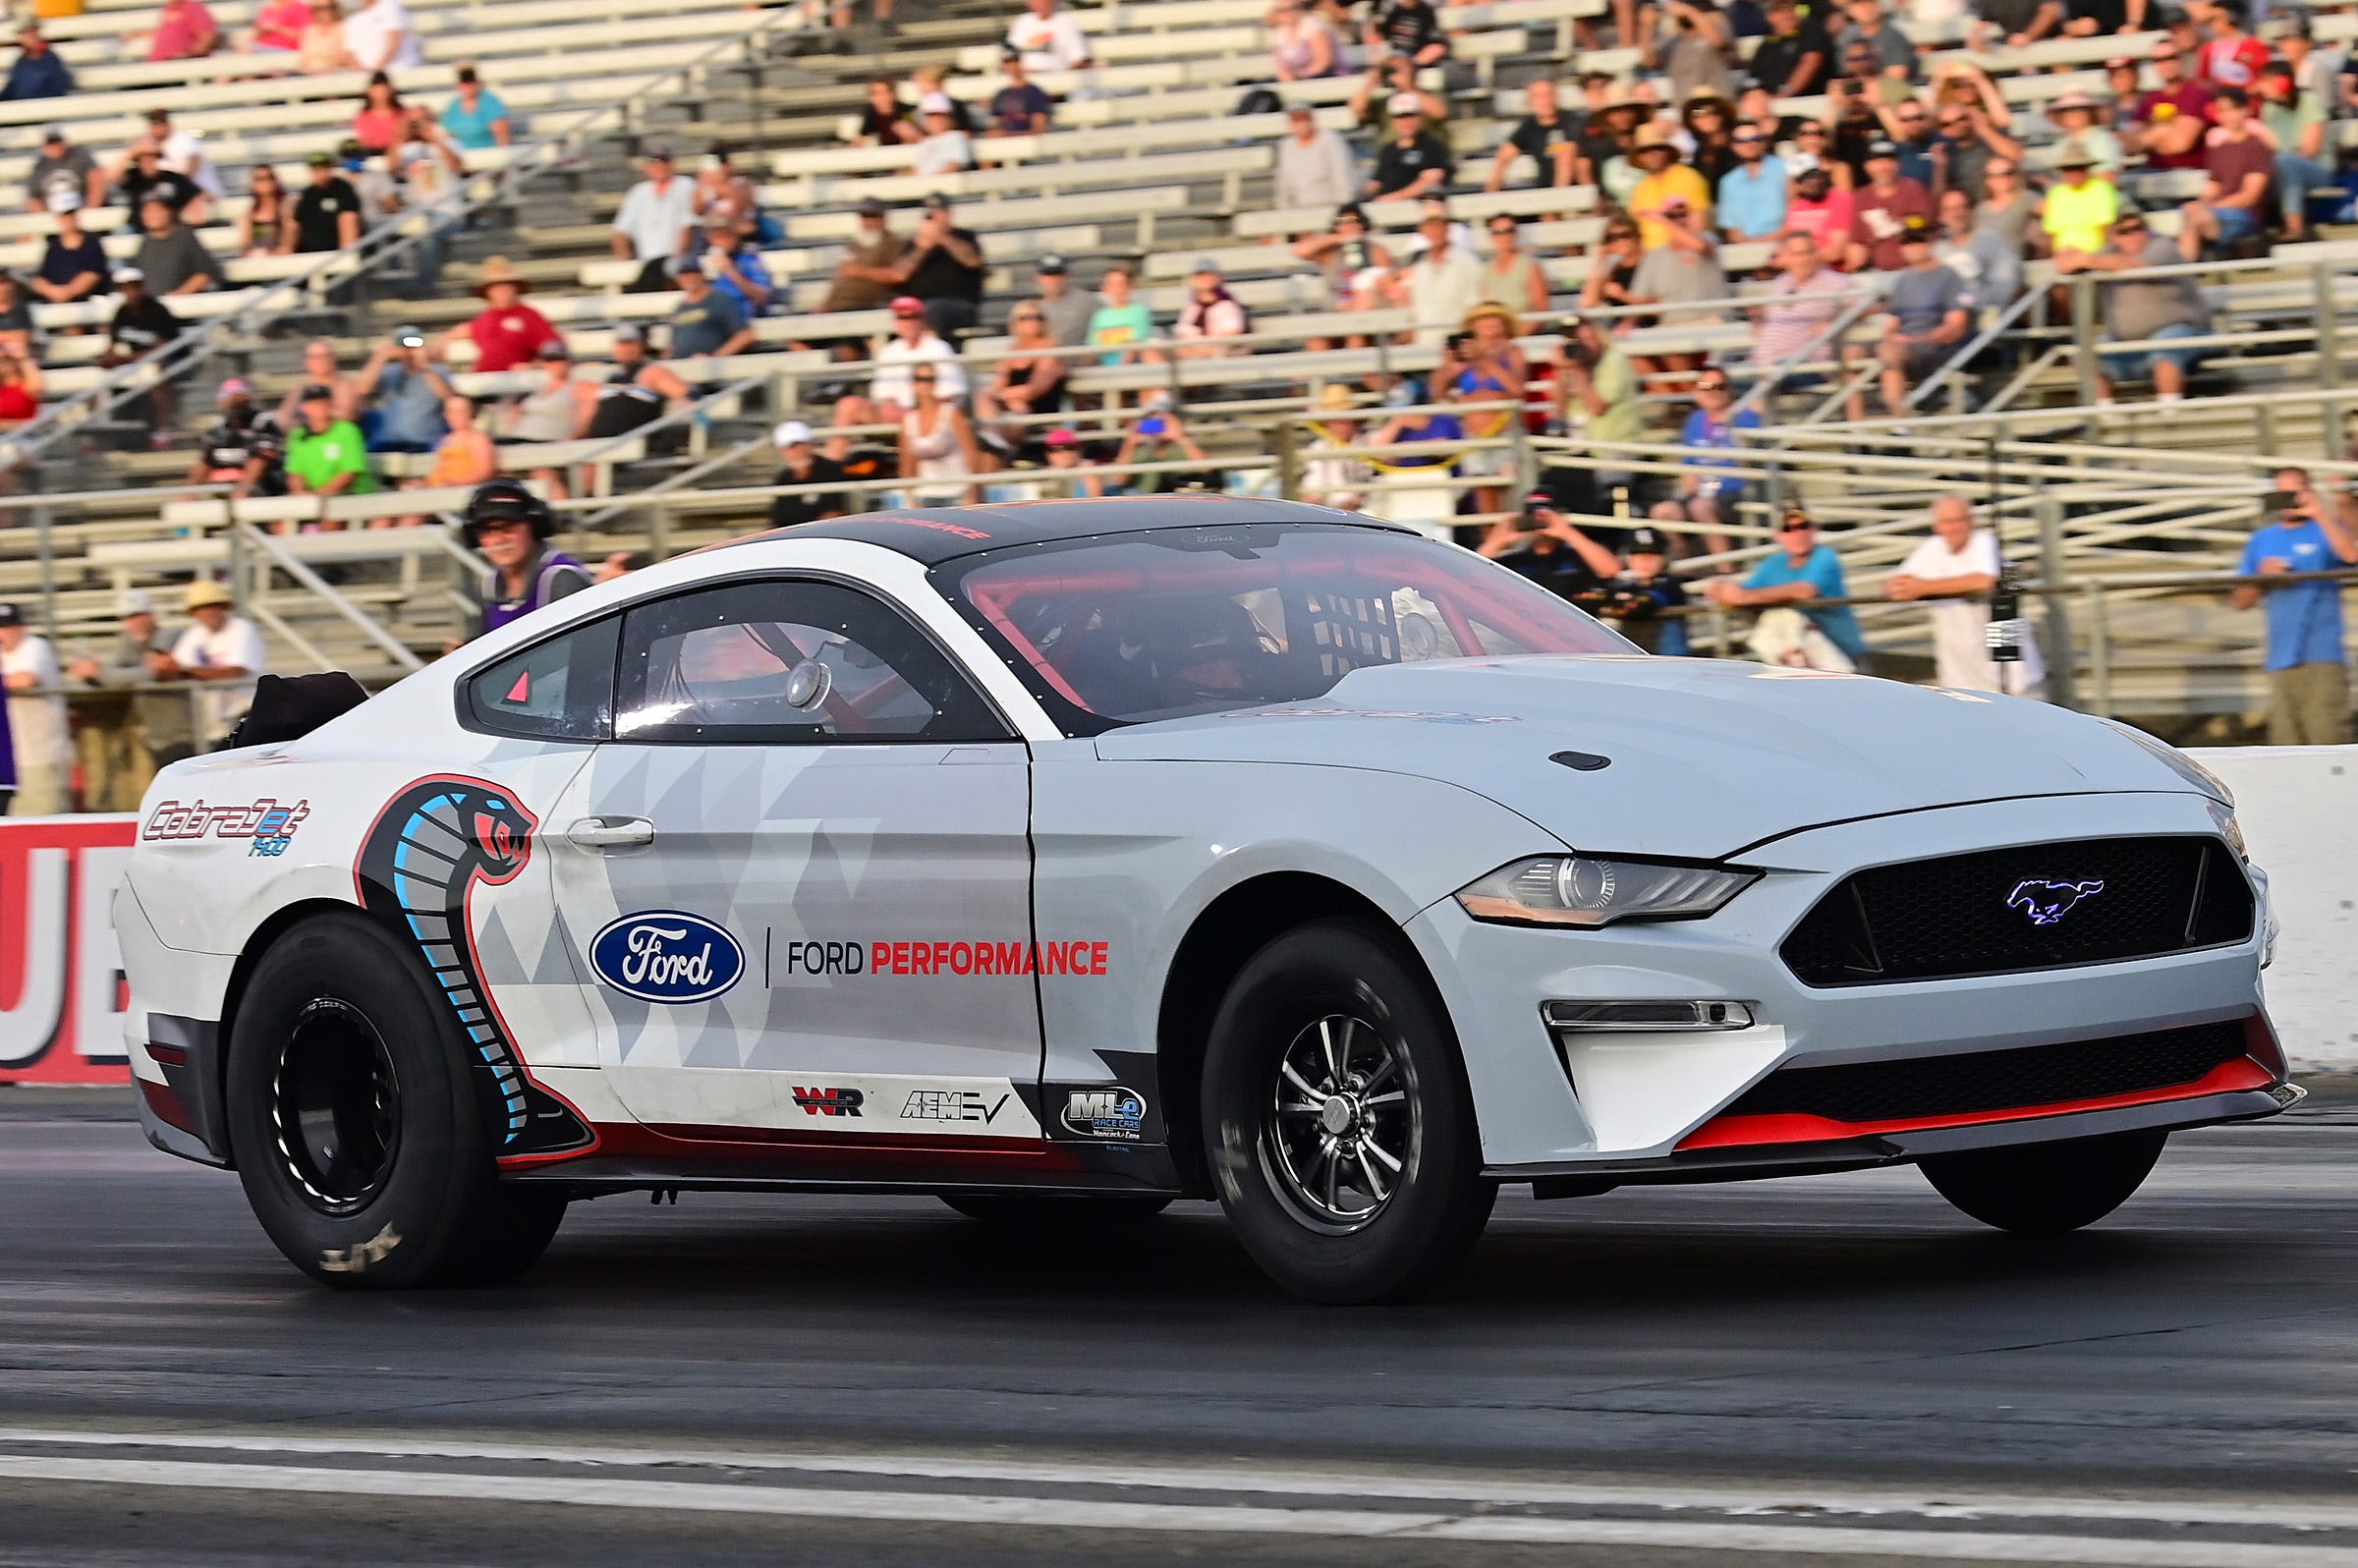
[0,604,25,628]
[1625,526,1668,555]
[44,188,80,214]
[889,295,925,315]
[611,322,645,343]
[919,91,955,115]
[1036,251,1068,273]
[1899,212,1934,239]
[856,196,888,217]
[337,137,366,160]
[773,420,814,447]
[1044,426,1079,448]
[299,382,334,402]
[1386,91,1423,116]
[1523,488,1557,512]
[923,192,953,211]
[535,338,571,360]
[643,143,673,162]
[393,324,425,347]
[307,150,333,167]
[116,589,153,617]
[113,265,144,285]
[1659,195,1690,216]
[217,376,252,398]
[1866,139,1899,159]
[999,40,1021,59]
[39,125,63,142]
[1190,255,1221,275]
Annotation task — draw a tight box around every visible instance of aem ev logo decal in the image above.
[2006,878,2105,926]
[903,1090,1012,1124]
[1061,1088,1147,1142]
[589,911,745,1003]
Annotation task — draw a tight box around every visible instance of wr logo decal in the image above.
[792,1087,865,1117]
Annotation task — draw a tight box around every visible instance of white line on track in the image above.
[0,1427,2348,1536]
[0,1455,2353,1567]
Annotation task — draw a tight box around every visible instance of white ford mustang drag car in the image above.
[120,498,2296,1303]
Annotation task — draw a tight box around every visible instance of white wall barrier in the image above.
[0,754,2346,1086]
[0,814,136,1086]
[2191,746,2358,1075]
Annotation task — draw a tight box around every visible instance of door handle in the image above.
[566,816,655,850]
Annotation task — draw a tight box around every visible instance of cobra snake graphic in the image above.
[355,777,592,1158]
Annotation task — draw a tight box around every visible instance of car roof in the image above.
[714,496,1415,565]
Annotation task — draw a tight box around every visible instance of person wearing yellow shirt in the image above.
[2039,143,2120,255]
[1628,125,1713,251]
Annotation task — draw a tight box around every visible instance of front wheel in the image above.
[225,910,566,1288]
[1920,1130,2167,1235]
[1202,921,1493,1305]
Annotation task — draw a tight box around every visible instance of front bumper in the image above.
[1403,793,2284,1172]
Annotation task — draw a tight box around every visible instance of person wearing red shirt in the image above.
[1784,162,1858,268]
[439,256,557,374]
[2196,0,2269,88]
[1844,140,1934,271]
[2131,42,2215,169]
[143,0,220,61]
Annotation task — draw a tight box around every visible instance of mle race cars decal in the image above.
[355,777,591,1158]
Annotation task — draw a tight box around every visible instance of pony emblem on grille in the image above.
[2006,878,2105,926]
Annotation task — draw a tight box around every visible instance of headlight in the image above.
[1454,856,1760,928]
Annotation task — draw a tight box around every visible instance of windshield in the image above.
[935,523,1634,735]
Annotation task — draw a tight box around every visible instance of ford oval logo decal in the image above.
[589,911,745,1004]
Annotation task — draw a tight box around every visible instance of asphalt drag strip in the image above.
[4,1429,2358,1567]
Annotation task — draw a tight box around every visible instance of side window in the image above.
[464,614,619,741]
[614,579,1011,746]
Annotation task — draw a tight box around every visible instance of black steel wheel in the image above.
[1203,920,1492,1304]
[226,910,565,1288]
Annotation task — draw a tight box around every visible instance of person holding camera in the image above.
[1554,311,1642,497]
[1479,489,1621,599]
[2231,466,2358,744]
[1584,527,1692,654]
[355,326,450,455]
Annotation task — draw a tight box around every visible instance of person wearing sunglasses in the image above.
[1479,217,1548,314]
[974,304,1068,459]
[1653,365,1755,560]
[1717,122,1788,243]
[2049,207,2209,406]
[1702,509,1872,671]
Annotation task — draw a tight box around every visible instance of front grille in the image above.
[1780,835,2252,987]
[1722,1018,2252,1125]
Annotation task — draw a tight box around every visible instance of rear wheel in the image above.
[1202,921,1493,1304]
[938,1194,1173,1226]
[225,910,566,1288]
[1920,1130,2167,1235]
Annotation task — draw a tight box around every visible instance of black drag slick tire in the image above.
[225,910,565,1289]
[938,1194,1174,1226]
[1202,920,1493,1305]
[1920,1130,2168,1235]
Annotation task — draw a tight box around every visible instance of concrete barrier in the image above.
[2191,746,2358,1075]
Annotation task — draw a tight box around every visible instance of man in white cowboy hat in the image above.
[161,580,267,749]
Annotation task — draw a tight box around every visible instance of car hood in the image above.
[1091,656,2208,861]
